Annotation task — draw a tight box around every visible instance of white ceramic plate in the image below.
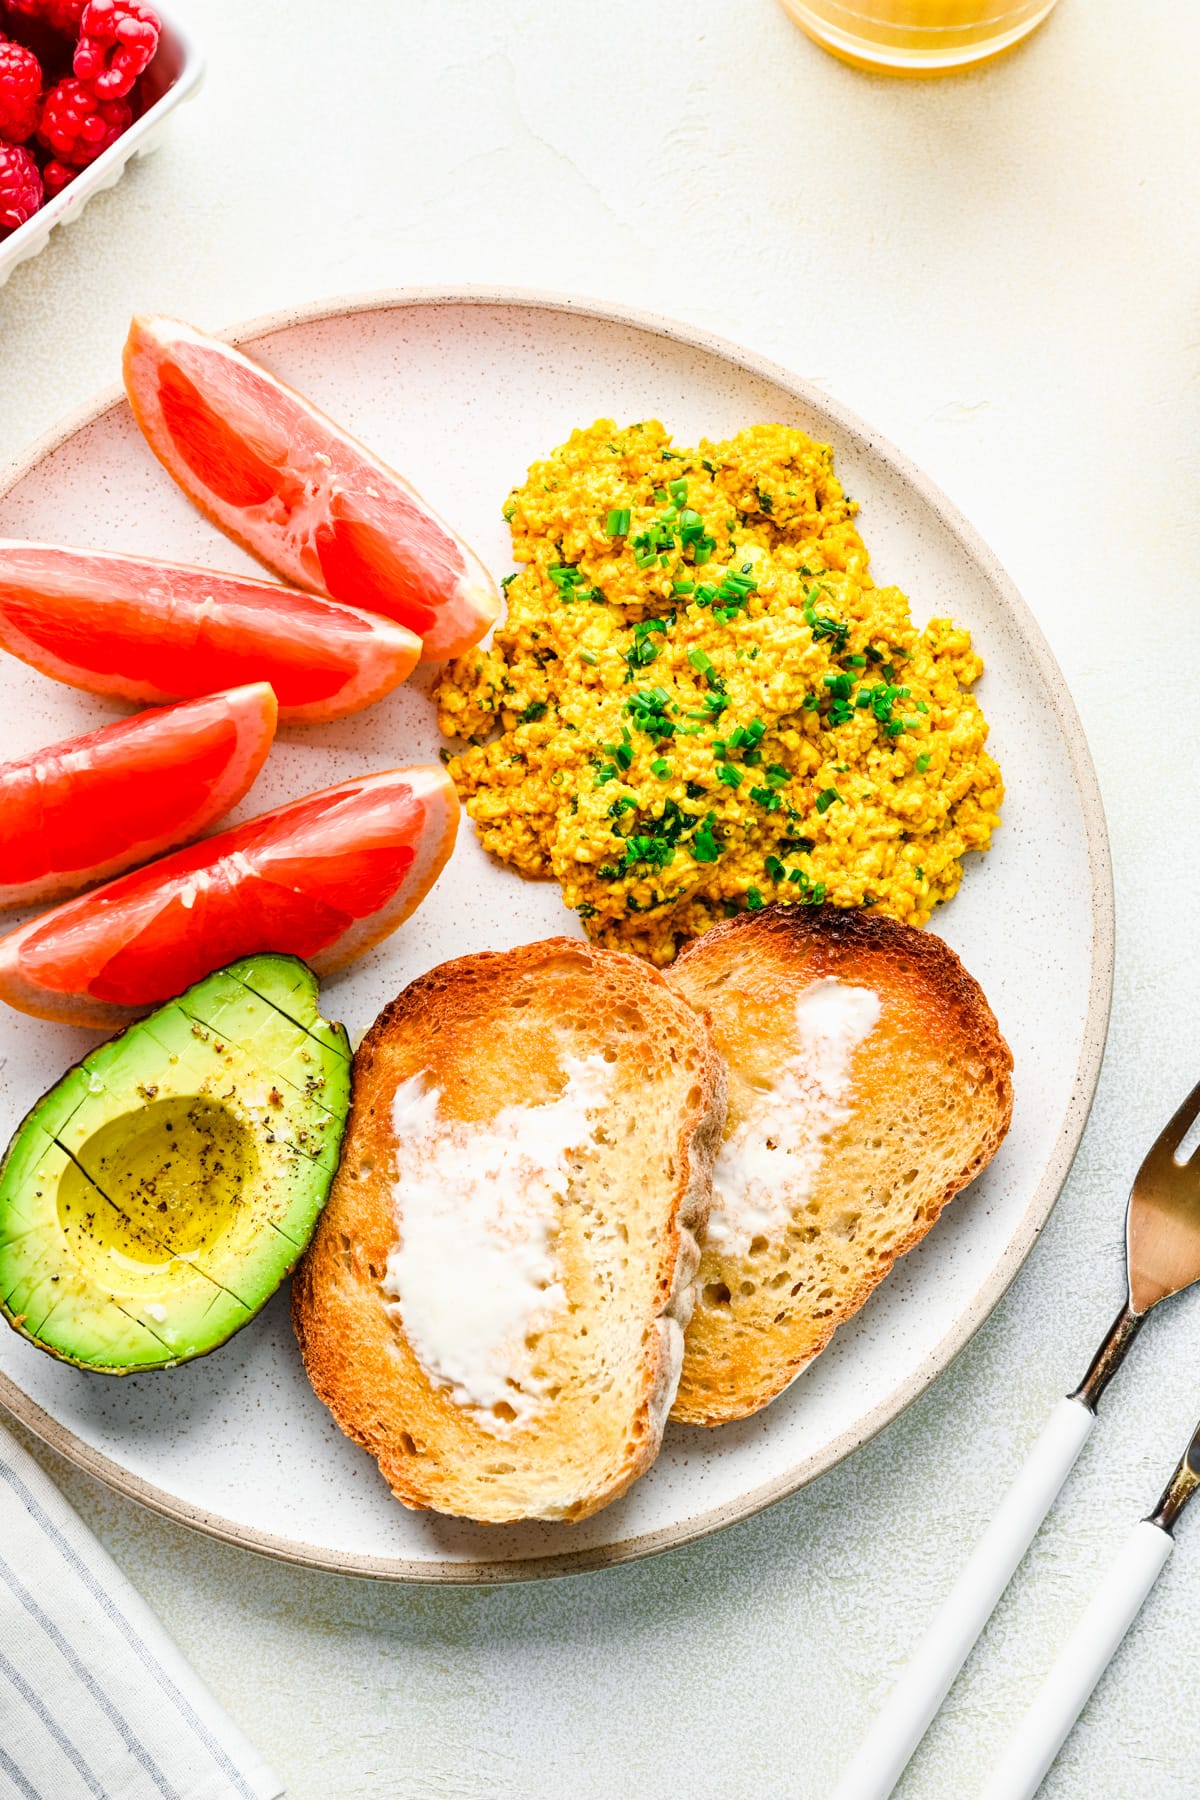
[0,290,1112,1583]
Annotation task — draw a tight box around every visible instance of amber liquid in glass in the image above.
[777,0,1060,74]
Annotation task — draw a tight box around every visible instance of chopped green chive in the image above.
[679,508,716,564]
[728,718,766,750]
[687,647,725,692]
[625,615,671,676]
[625,686,677,742]
[693,818,722,862]
[623,833,675,870]
[605,508,631,538]
[916,752,931,772]
[717,764,743,789]
[804,590,850,654]
[517,701,547,723]
[746,887,764,911]
[815,787,842,814]
[786,868,827,904]
[651,758,671,777]
[601,729,633,771]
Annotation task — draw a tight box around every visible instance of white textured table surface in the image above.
[2,2,1199,1795]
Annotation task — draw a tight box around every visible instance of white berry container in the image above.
[0,4,202,290]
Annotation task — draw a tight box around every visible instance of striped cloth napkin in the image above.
[0,1417,286,1800]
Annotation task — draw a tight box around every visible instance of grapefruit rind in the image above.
[0,767,460,1030]
[123,314,501,662]
[0,683,278,911]
[0,540,421,723]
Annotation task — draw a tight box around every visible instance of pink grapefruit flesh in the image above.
[123,314,501,661]
[0,683,278,910]
[0,541,421,723]
[0,766,460,1028]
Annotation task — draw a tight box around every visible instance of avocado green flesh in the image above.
[0,955,351,1373]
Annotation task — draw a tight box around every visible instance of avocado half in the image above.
[0,954,351,1374]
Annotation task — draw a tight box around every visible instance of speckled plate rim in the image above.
[0,286,1114,1585]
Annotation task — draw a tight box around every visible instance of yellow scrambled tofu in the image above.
[435,420,1003,965]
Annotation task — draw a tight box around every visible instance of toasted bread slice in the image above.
[666,906,1012,1426]
[293,938,726,1522]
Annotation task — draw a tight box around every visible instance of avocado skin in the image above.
[0,955,351,1374]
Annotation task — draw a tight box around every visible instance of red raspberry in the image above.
[5,0,87,34]
[74,0,159,99]
[0,39,42,143]
[38,75,130,165]
[0,140,43,229]
[42,157,75,196]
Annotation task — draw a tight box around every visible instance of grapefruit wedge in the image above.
[0,542,421,723]
[123,315,502,661]
[0,766,459,1028]
[0,683,277,910]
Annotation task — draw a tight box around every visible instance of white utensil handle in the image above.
[979,1519,1172,1800]
[833,1396,1095,1800]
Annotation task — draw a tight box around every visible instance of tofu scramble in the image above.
[435,421,1003,965]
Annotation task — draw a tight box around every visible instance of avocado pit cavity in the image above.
[57,1096,255,1283]
[0,953,351,1373]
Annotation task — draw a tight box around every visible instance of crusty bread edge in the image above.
[293,936,727,1521]
[667,904,1014,1427]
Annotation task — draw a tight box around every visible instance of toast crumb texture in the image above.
[293,937,725,1522]
[667,905,1013,1427]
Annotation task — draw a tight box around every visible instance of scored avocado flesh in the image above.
[0,954,351,1373]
